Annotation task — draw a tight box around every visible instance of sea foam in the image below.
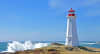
[3,41,48,52]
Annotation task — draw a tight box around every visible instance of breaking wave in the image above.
[83,42,100,45]
[3,41,48,52]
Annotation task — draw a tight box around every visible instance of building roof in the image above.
[68,8,75,12]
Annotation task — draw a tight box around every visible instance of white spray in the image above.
[3,41,48,52]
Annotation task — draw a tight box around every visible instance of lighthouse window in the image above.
[69,12,74,14]
[70,19,72,22]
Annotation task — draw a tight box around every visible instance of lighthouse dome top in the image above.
[68,8,75,12]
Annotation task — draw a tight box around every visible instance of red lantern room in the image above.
[68,8,75,16]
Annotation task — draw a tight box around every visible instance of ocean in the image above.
[0,41,100,52]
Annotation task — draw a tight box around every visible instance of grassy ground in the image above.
[15,45,100,54]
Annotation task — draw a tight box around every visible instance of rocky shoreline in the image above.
[1,43,100,54]
[0,52,14,54]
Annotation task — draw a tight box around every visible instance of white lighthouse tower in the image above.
[65,8,79,46]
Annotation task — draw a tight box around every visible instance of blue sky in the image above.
[0,0,100,41]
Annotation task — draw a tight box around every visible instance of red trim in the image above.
[68,14,75,16]
[72,14,75,16]
[68,8,75,12]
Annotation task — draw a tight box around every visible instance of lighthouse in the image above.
[65,8,79,46]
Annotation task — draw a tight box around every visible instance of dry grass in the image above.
[15,45,100,54]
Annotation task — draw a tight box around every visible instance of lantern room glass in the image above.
[69,12,74,14]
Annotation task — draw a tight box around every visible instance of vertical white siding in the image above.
[65,16,79,46]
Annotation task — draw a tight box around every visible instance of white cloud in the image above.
[48,0,65,8]
[82,0,100,6]
[48,0,100,16]
[48,0,100,8]
[48,0,82,14]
